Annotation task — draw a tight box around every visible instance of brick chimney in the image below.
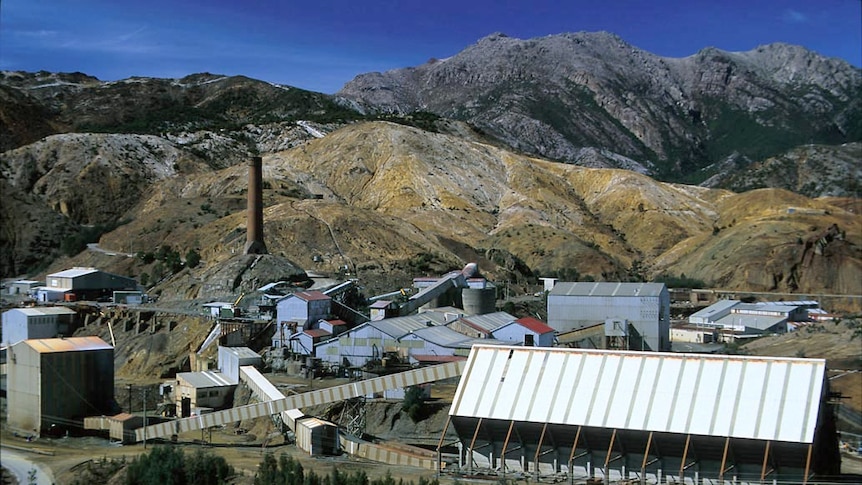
[244,156,268,255]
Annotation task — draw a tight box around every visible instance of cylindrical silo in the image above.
[462,287,496,315]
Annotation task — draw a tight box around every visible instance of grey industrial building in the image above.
[547,282,670,351]
[217,345,262,384]
[445,345,838,484]
[36,267,138,302]
[687,299,809,339]
[1,306,78,346]
[6,336,115,435]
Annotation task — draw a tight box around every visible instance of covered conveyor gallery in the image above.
[441,345,839,484]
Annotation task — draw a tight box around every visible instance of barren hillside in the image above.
[18,121,853,311]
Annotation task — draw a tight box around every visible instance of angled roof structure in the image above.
[9,307,77,317]
[293,290,330,302]
[409,325,505,348]
[177,371,235,389]
[689,299,740,321]
[513,316,555,335]
[549,281,666,298]
[23,336,112,353]
[367,313,448,339]
[47,267,100,279]
[451,345,826,444]
[457,311,517,334]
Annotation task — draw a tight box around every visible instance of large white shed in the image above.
[445,344,837,483]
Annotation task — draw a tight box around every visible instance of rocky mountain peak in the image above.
[338,32,861,183]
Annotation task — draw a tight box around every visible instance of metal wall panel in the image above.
[450,345,826,444]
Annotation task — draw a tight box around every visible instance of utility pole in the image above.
[128,384,133,413]
[143,387,147,449]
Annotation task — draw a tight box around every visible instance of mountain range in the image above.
[1,32,860,309]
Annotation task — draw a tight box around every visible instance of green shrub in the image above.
[125,445,233,485]
[402,386,427,423]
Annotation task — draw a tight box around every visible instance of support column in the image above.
[719,437,731,483]
[534,422,549,480]
[760,441,771,484]
[604,429,617,485]
[468,418,483,474]
[640,431,654,485]
[568,426,582,485]
[802,444,813,485]
[436,416,451,478]
[501,420,515,476]
[679,434,691,484]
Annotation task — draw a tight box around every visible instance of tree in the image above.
[185,249,201,269]
[402,386,427,422]
[125,445,233,485]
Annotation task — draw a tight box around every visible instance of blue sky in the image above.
[2,0,860,94]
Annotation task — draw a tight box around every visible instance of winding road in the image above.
[0,447,54,485]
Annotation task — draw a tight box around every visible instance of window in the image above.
[524,334,535,346]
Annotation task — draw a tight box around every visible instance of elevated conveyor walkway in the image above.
[238,365,306,431]
[136,360,464,442]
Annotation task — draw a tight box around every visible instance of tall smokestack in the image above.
[244,156,268,255]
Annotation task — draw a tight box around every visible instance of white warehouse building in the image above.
[547,282,670,351]
[2,307,78,346]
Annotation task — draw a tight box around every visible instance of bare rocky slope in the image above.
[338,32,862,186]
[6,121,858,311]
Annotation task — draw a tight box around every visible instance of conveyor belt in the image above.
[136,360,464,441]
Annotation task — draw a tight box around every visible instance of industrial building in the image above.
[6,336,115,435]
[175,371,236,417]
[312,311,547,368]
[412,272,497,315]
[272,291,332,347]
[7,280,39,296]
[35,267,138,302]
[547,282,670,351]
[687,300,808,340]
[444,345,838,484]
[314,312,454,367]
[1,306,78,346]
[491,316,555,347]
[217,346,262,384]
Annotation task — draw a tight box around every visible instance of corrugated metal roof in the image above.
[9,307,77,317]
[295,290,330,302]
[689,300,740,320]
[369,313,447,339]
[458,312,517,333]
[715,313,786,331]
[47,267,99,278]
[177,371,235,388]
[735,303,796,314]
[203,302,233,308]
[450,345,825,444]
[258,281,286,292]
[412,355,468,363]
[514,317,555,335]
[23,336,112,353]
[410,325,474,347]
[550,282,666,298]
[220,346,260,359]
